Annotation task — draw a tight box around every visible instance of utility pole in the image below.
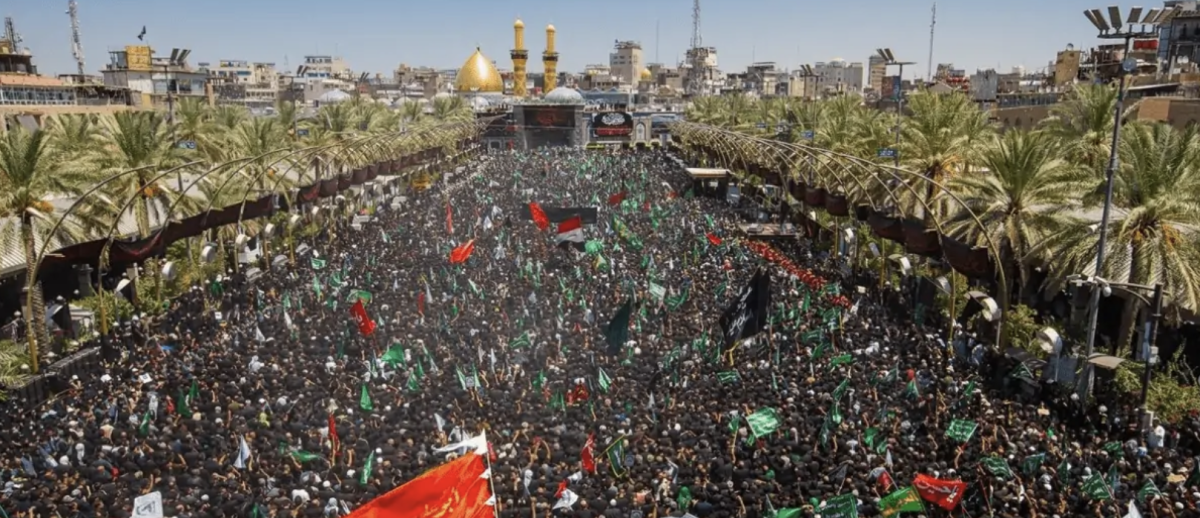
[927,2,937,82]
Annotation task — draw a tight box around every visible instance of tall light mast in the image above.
[68,0,87,76]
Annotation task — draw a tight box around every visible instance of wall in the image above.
[993,104,1052,131]
[1137,97,1200,129]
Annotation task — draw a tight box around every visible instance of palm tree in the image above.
[0,127,108,372]
[43,114,99,161]
[212,105,249,131]
[431,96,470,122]
[1039,83,1139,171]
[1037,123,1200,350]
[93,111,195,238]
[399,100,426,129]
[897,90,993,222]
[173,97,221,162]
[944,130,1085,308]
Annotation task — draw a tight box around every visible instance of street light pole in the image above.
[876,48,915,169]
[1080,6,1177,368]
[1139,283,1164,435]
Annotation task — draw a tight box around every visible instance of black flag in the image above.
[137,26,147,41]
[604,299,634,356]
[717,268,771,352]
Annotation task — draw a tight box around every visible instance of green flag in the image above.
[1138,480,1163,503]
[359,384,373,411]
[311,257,327,270]
[980,456,1014,478]
[1022,453,1046,476]
[508,331,532,349]
[291,450,321,463]
[677,486,692,511]
[829,354,854,369]
[818,493,858,518]
[604,299,634,353]
[532,370,546,390]
[605,437,628,477]
[138,411,151,436]
[745,408,781,439]
[347,290,372,304]
[381,345,405,367]
[177,390,191,418]
[945,419,978,443]
[585,240,603,255]
[878,487,924,518]
[1081,474,1112,500]
[717,371,740,384]
[598,368,612,392]
[904,380,920,398]
[359,451,375,485]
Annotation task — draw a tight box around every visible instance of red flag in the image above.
[556,216,584,245]
[345,454,492,518]
[913,473,967,511]
[446,202,454,235]
[878,470,894,491]
[607,191,627,206]
[566,383,589,404]
[450,240,476,264]
[328,414,339,451]
[706,233,722,246]
[581,433,596,474]
[529,202,550,231]
[417,291,425,315]
[350,299,376,336]
[555,480,568,498]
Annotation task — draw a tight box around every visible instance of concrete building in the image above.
[0,34,133,124]
[201,60,280,107]
[393,64,443,99]
[609,41,644,85]
[970,69,999,101]
[298,55,351,83]
[812,59,863,96]
[683,47,720,95]
[102,45,208,108]
[646,63,684,93]
[867,55,887,94]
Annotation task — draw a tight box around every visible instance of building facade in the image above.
[609,41,644,85]
[102,45,208,108]
[812,59,864,96]
[298,55,351,82]
[202,60,280,107]
[867,55,887,94]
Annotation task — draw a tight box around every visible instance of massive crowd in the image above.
[0,148,1195,518]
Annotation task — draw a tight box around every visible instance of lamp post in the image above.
[1079,6,1177,374]
[875,48,915,169]
[1069,275,1164,433]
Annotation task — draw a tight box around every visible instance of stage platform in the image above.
[737,222,800,240]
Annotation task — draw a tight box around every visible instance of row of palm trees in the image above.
[683,85,1200,353]
[0,95,477,374]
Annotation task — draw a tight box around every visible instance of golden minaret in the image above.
[542,24,559,92]
[510,19,528,97]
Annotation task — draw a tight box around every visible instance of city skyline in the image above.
[15,0,1120,79]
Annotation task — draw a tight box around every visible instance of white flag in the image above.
[254,326,267,342]
[283,310,294,330]
[554,489,579,510]
[234,436,252,469]
[433,432,488,456]
[1124,501,1143,518]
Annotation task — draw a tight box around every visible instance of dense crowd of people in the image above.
[0,148,1196,518]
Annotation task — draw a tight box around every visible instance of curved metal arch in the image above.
[672,122,1008,346]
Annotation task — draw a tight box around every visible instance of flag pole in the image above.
[482,430,500,518]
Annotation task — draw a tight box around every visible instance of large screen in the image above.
[592,112,633,137]
[524,106,575,129]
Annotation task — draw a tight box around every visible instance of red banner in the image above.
[607,192,627,206]
[529,202,550,231]
[913,473,967,511]
[706,233,722,246]
[581,433,596,474]
[742,240,851,308]
[450,240,476,264]
[345,454,492,518]
[350,299,376,336]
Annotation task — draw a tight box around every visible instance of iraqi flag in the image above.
[556,216,585,251]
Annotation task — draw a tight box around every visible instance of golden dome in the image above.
[640,67,653,81]
[455,47,504,93]
[514,18,524,28]
[546,24,556,32]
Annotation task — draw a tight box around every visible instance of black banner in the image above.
[718,268,771,351]
[592,112,633,137]
[523,106,575,129]
[520,206,598,224]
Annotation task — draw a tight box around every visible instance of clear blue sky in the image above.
[15,0,1115,79]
